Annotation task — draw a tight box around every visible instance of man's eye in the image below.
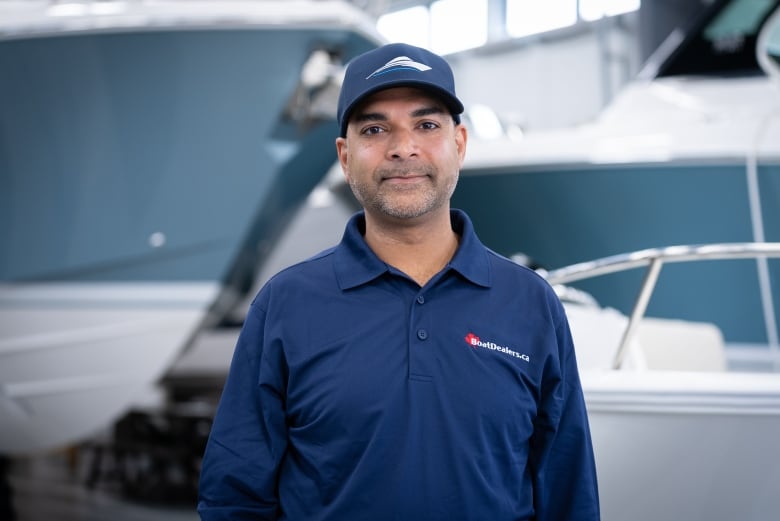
[419,121,440,130]
[361,126,384,136]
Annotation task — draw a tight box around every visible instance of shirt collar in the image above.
[334,209,492,290]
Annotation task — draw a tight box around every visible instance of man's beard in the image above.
[348,165,458,220]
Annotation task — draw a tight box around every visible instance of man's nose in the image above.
[387,128,419,160]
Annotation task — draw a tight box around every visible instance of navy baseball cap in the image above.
[337,43,464,137]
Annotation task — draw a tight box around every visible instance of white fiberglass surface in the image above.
[591,408,780,521]
[0,282,219,454]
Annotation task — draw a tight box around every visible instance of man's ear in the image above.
[335,136,349,180]
[455,123,468,165]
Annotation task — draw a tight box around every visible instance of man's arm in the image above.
[530,306,601,521]
[198,302,288,520]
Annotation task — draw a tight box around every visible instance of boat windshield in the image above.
[767,13,780,67]
[656,0,780,77]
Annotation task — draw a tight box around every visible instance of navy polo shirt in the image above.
[198,209,599,521]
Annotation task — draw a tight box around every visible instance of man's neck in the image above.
[362,209,460,286]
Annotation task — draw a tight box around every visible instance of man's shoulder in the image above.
[484,248,548,284]
[267,246,338,285]
[248,245,340,312]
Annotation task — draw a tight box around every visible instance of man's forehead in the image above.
[357,86,448,112]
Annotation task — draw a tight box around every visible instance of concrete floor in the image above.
[6,450,199,521]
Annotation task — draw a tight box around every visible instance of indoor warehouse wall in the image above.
[448,11,642,132]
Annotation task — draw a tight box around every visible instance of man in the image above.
[198,42,600,521]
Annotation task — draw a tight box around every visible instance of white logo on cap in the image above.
[366,56,432,79]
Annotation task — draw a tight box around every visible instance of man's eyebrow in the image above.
[353,112,387,124]
[411,106,447,118]
[353,106,447,124]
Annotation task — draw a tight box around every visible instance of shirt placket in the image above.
[408,289,434,382]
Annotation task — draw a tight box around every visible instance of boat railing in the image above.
[539,243,780,369]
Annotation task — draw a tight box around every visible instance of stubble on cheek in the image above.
[347,164,457,220]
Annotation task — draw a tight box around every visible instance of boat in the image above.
[451,1,780,518]
[0,0,380,455]
[547,243,780,521]
[454,0,780,349]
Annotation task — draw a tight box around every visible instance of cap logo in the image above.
[366,55,432,79]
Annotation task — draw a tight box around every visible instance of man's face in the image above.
[336,87,467,223]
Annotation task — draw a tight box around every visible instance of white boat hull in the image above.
[0,283,218,454]
[566,301,780,520]
[585,370,780,521]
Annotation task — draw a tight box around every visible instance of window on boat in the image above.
[655,0,780,77]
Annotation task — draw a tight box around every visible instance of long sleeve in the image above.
[530,304,601,521]
[197,301,288,520]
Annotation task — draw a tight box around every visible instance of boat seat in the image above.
[637,317,727,372]
[563,303,727,372]
[564,303,646,371]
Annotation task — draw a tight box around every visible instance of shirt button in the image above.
[417,329,428,340]
[416,295,425,304]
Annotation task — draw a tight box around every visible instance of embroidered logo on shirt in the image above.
[465,332,530,362]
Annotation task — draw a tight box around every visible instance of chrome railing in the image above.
[540,243,780,369]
